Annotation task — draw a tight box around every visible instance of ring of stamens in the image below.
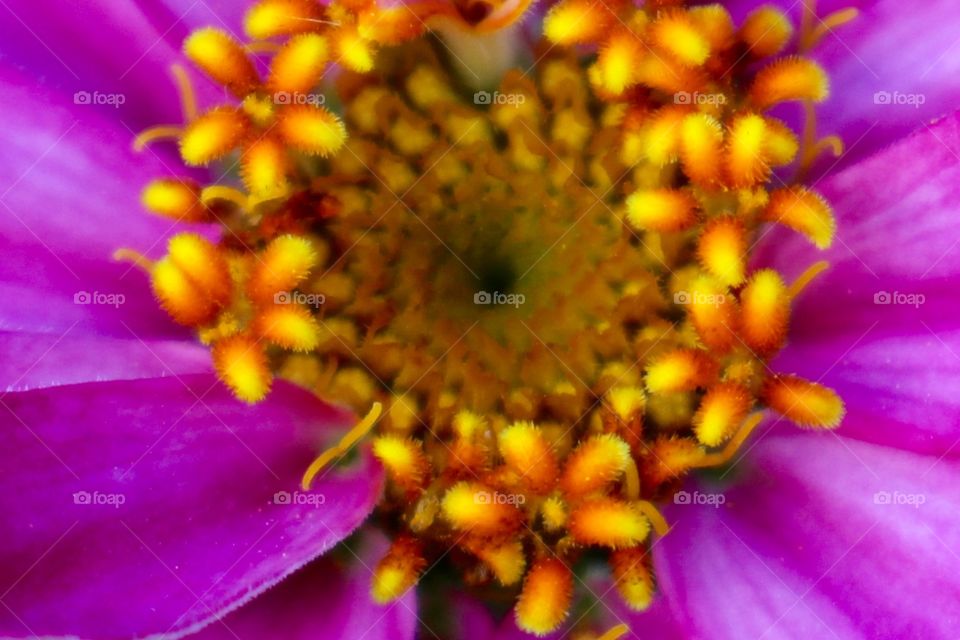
[127,0,854,635]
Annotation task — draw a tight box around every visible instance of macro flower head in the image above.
[2,0,960,639]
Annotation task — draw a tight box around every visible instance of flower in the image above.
[1,1,960,639]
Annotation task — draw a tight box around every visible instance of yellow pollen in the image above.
[764,186,836,249]
[750,56,829,111]
[141,178,209,222]
[372,435,429,494]
[184,28,259,97]
[276,104,347,156]
[241,135,289,198]
[651,11,711,67]
[180,107,248,166]
[244,0,326,40]
[697,216,747,287]
[543,0,610,45]
[441,482,523,536]
[763,375,846,429]
[561,434,631,499]
[568,498,650,548]
[693,382,752,447]
[680,113,725,187]
[515,558,572,636]
[740,269,790,354]
[267,33,329,94]
[498,422,559,493]
[247,234,320,303]
[255,305,321,352]
[625,188,698,232]
[740,6,793,57]
[725,113,770,188]
[470,539,527,586]
[540,495,568,531]
[371,536,426,604]
[610,547,654,611]
[211,334,272,404]
[645,348,717,394]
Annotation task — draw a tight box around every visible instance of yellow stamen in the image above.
[597,624,630,640]
[498,421,559,493]
[211,334,272,404]
[764,186,835,249]
[372,434,429,494]
[693,382,752,447]
[515,557,572,636]
[441,481,524,536]
[301,403,383,490]
[276,104,347,156]
[610,547,654,612]
[184,28,259,96]
[788,260,830,298]
[568,498,650,548]
[740,269,790,354]
[132,125,183,152]
[141,178,209,222]
[740,6,792,57]
[763,375,845,428]
[694,412,763,467]
[560,434,632,499]
[371,536,426,604]
[255,305,321,351]
[645,348,717,394]
[244,0,326,40]
[200,185,248,209]
[637,500,669,537]
[651,11,711,67]
[625,188,698,232]
[180,107,249,166]
[112,248,154,273]
[749,57,829,111]
[697,216,747,287]
[267,33,329,94]
[170,64,198,121]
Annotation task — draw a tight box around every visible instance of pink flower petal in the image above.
[653,432,960,639]
[0,375,383,639]
[756,110,960,453]
[725,0,960,170]
[191,530,418,640]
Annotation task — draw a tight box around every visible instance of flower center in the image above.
[127,0,856,635]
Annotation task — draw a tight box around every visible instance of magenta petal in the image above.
[755,111,960,453]
[0,0,236,128]
[0,65,209,341]
[190,530,417,640]
[0,331,210,392]
[654,433,960,639]
[723,0,960,170]
[0,375,383,639]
